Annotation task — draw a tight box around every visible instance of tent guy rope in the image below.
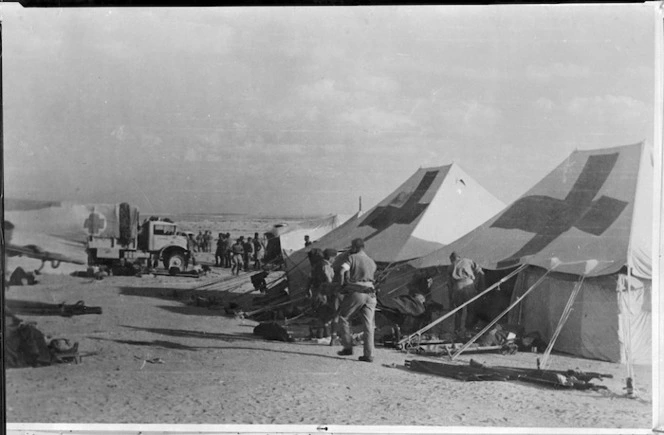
[397,263,528,347]
[537,259,601,370]
[450,259,561,360]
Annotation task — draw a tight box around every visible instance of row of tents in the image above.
[4,142,653,365]
[283,142,653,365]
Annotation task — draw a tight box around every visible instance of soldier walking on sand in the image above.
[310,248,338,339]
[231,238,244,275]
[224,233,232,268]
[252,232,263,270]
[185,234,197,270]
[215,233,226,267]
[243,237,254,272]
[336,238,377,363]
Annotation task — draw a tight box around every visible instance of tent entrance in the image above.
[474,267,521,326]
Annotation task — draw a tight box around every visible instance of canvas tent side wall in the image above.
[507,267,651,364]
[264,215,350,263]
[282,213,362,295]
[278,215,349,253]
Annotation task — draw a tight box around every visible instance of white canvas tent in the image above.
[262,214,351,263]
[270,215,351,252]
[284,163,505,298]
[409,142,653,364]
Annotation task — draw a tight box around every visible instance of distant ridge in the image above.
[169,212,336,221]
[5,198,62,212]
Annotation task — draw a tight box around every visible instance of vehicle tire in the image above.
[164,252,185,275]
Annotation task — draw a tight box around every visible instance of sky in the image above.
[2,4,656,216]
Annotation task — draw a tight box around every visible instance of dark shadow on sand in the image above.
[121,325,258,342]
[115,325,349,361]
[156,305,233,316]
[203,345,355,362]
[118,281,260,307]
[89,336,199,351]
[117,281,289,320]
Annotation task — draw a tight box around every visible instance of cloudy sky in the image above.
[3,4,655,216]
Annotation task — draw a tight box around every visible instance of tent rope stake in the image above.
[450,264,558,360]
[538,260,602,369]
[398,264,528,347]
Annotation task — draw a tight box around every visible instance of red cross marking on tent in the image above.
[491,153,628,268]
[359,170,438,242]
[84,211,107,235]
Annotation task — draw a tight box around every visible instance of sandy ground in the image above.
[4,250,653,430]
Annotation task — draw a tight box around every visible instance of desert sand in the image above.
[4,246,652,431]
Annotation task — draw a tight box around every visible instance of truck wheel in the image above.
[164,252,185,275]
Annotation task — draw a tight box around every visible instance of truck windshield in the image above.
[153,224,176,235]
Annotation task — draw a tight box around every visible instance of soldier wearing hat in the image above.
[306,247,339,339]
[336,238,377,363]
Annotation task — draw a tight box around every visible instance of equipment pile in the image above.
[405,358,612,391]
[5,314,82,368]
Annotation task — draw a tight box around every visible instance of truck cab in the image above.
[138,220,186,252]
[138,218,189,273]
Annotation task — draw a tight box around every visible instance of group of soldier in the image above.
[306,238,378,363]
[215,233,264,275]
[185,227,484,363]
[304,241,485,363]
[193,230,215,252]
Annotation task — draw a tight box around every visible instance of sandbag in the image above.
[253,322,294,342]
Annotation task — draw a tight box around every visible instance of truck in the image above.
[84,203,191,274]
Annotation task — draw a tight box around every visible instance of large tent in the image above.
[263,214,351,263]
[409,142,653,364]
[284,163,505,298]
